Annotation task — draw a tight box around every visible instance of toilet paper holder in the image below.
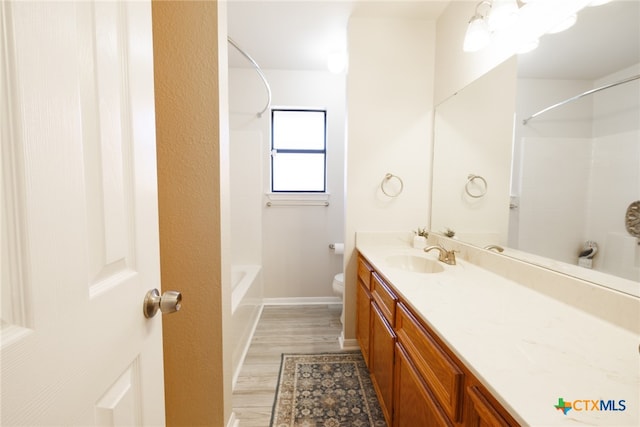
[329,243,344,254]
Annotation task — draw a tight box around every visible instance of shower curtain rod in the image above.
[227,36,272,118]
[522,73,640,125]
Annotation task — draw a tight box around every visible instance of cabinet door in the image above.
[466,386,515,427]
[356,280,371,365]
[370,302,396,426]
[396,303,464,421]
[394,344,453,427]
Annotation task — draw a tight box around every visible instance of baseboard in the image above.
[263,296,342,305]
[227,412,239,427]
[339,332,360,351]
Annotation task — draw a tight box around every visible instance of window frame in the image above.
[270,108,327,193]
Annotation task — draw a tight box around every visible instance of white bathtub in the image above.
[231,264,261,314]
[230,265,263,388]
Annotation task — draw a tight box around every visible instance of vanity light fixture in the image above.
[462,0,585,53]
[463,1,492,52]
[487,0,519,31]
[463,0,521,52]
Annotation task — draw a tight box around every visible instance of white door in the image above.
[1,1,166,425]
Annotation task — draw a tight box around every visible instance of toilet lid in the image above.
[334,273,344,284]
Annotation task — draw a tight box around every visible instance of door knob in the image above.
[144,288,182,318]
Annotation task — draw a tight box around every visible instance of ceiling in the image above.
[227,0,640,80]
[227,0,451,70]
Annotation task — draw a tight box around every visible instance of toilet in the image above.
[332,273,344,325]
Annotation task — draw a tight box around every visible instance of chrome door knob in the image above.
[144,288,182,318]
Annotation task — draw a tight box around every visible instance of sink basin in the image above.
[385,255,444,273]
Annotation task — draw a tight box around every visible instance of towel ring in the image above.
[381,173,403,198]
[465,174,487,198]
[626,201,640,238]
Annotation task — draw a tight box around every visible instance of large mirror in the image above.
[432,0,640,296]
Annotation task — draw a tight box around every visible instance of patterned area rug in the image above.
[270,351,387,427]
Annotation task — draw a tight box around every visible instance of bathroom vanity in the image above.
[357,254,518,426]
[355,232,639,427]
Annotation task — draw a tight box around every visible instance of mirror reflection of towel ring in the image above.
[381,173,403,197]
[465,174,487,198]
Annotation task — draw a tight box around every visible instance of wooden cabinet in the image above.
[356,256,372,365]
[368,270,398,426]
[356,280,371,365]
[394,343,452,427]
[370,302,395,425]
[356,252,520,427]
[466,386,513,427]
[371,272,397,325]
[396,303,464,422]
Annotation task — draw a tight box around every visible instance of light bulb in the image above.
[488,0,519,31]
[463,15,491,52]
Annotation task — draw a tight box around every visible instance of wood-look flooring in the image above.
[232,304,343,426]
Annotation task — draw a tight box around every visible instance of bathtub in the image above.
[230,265,263,387]
[231,264,261,314]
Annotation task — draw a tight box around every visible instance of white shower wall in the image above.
[589,65,640,280]
[514,64,640,280]
[229,68,346,300]
[518,136,591,264]
[228,129,264,386]
[230,130,263,265]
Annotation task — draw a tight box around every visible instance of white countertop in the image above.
[356,236,640,427]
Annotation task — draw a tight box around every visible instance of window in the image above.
[271,109,326,192]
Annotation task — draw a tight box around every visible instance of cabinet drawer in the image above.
[371,272,397,326]
[396,303,464,422]
[357,256,373,290]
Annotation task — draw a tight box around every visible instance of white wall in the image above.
[344,17,436,341]
[228,68,346,299]
[431,58,517,247]
[433,1,514,105]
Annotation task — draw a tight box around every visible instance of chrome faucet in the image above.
[424,245,457,265]
[484,244,504,253]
